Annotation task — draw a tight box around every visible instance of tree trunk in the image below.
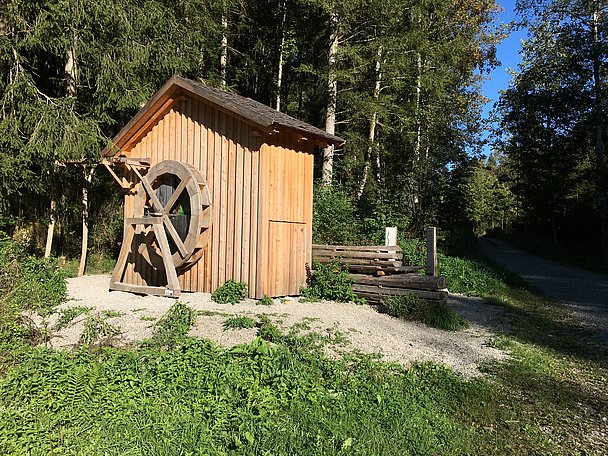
[592,6,608,254]
[413,52,422,162]
[357,45,383,199]
[275,0,287,111]
[322,10,339,185]
[78,167,95,277]
[44,198,57,258]
[65,39,77,96]
[220,9,228,87]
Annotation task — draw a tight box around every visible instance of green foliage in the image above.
[0,233,67,348]
[256,315,282,343]
[79,314,120,345]
[438,255,506,297]
[384,294,425,319]
[0,233,67,313]
[384,295,469,331]
[301,261,363,303]
[100,310,123,319]
[312,185,362,245]
[258,295,274,306]
[222,316,256,330]
[55,307,93,330]
[151,302,195,347]
[0,336,488,455]
[212,281,248,304]
[465,162,518,235]
[424,302,470,331]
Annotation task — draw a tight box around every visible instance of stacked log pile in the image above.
[312,244,447,304]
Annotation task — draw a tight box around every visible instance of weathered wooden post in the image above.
[385,227,397,246]
[426,227,437,276]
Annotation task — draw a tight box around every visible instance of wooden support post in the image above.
[78,166,95,277]
[385,227,397,246]
[44,198,57,258]
[426,227,437,276]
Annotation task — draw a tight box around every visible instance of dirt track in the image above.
[479,237,608,343]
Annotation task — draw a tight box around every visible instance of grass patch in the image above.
[384,295,469,331]
[59,253,116,277]
[222,316,256,330]
[424,302,469,331]
[100,310,123,319]
[139,316,156,322]
[196,309,230,317]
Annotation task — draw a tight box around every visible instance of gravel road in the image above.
[479,237,608,343]
[35,275,511,377]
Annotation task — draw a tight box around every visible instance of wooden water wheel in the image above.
[110,160,212,297]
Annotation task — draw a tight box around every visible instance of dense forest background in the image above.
[0,0,606,263]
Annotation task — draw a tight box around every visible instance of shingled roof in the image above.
[102,75,344,157]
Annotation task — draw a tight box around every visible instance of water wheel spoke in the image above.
[163,215,189,257]
[162,174,192,216]
[133,167,164,213]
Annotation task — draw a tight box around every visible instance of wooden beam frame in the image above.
[109,216,181,298]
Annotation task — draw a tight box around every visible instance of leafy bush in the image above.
[223,316,256,330]
[258,295,274,306]
[152,302,195,347]
[301,261,363,303]
[0,233,67,313]
[424,302,470,331]
[212,280,248,304]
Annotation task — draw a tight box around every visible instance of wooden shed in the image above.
[101,75,344,299]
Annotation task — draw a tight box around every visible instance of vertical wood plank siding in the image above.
[122,97,314,298]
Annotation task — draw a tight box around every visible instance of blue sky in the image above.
[480,0,528,155]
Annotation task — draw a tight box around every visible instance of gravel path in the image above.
[37,275,511,377]
[479,237,608,342]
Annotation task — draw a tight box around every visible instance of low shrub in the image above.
[258,295,274,306]
[212,280,248,304]
[301,261,363,303]
[152,302,195,347]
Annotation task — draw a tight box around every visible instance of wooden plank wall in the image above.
[121,96,315,298]
[257,131,314,297]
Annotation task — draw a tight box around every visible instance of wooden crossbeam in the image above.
[109,216,181,298]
